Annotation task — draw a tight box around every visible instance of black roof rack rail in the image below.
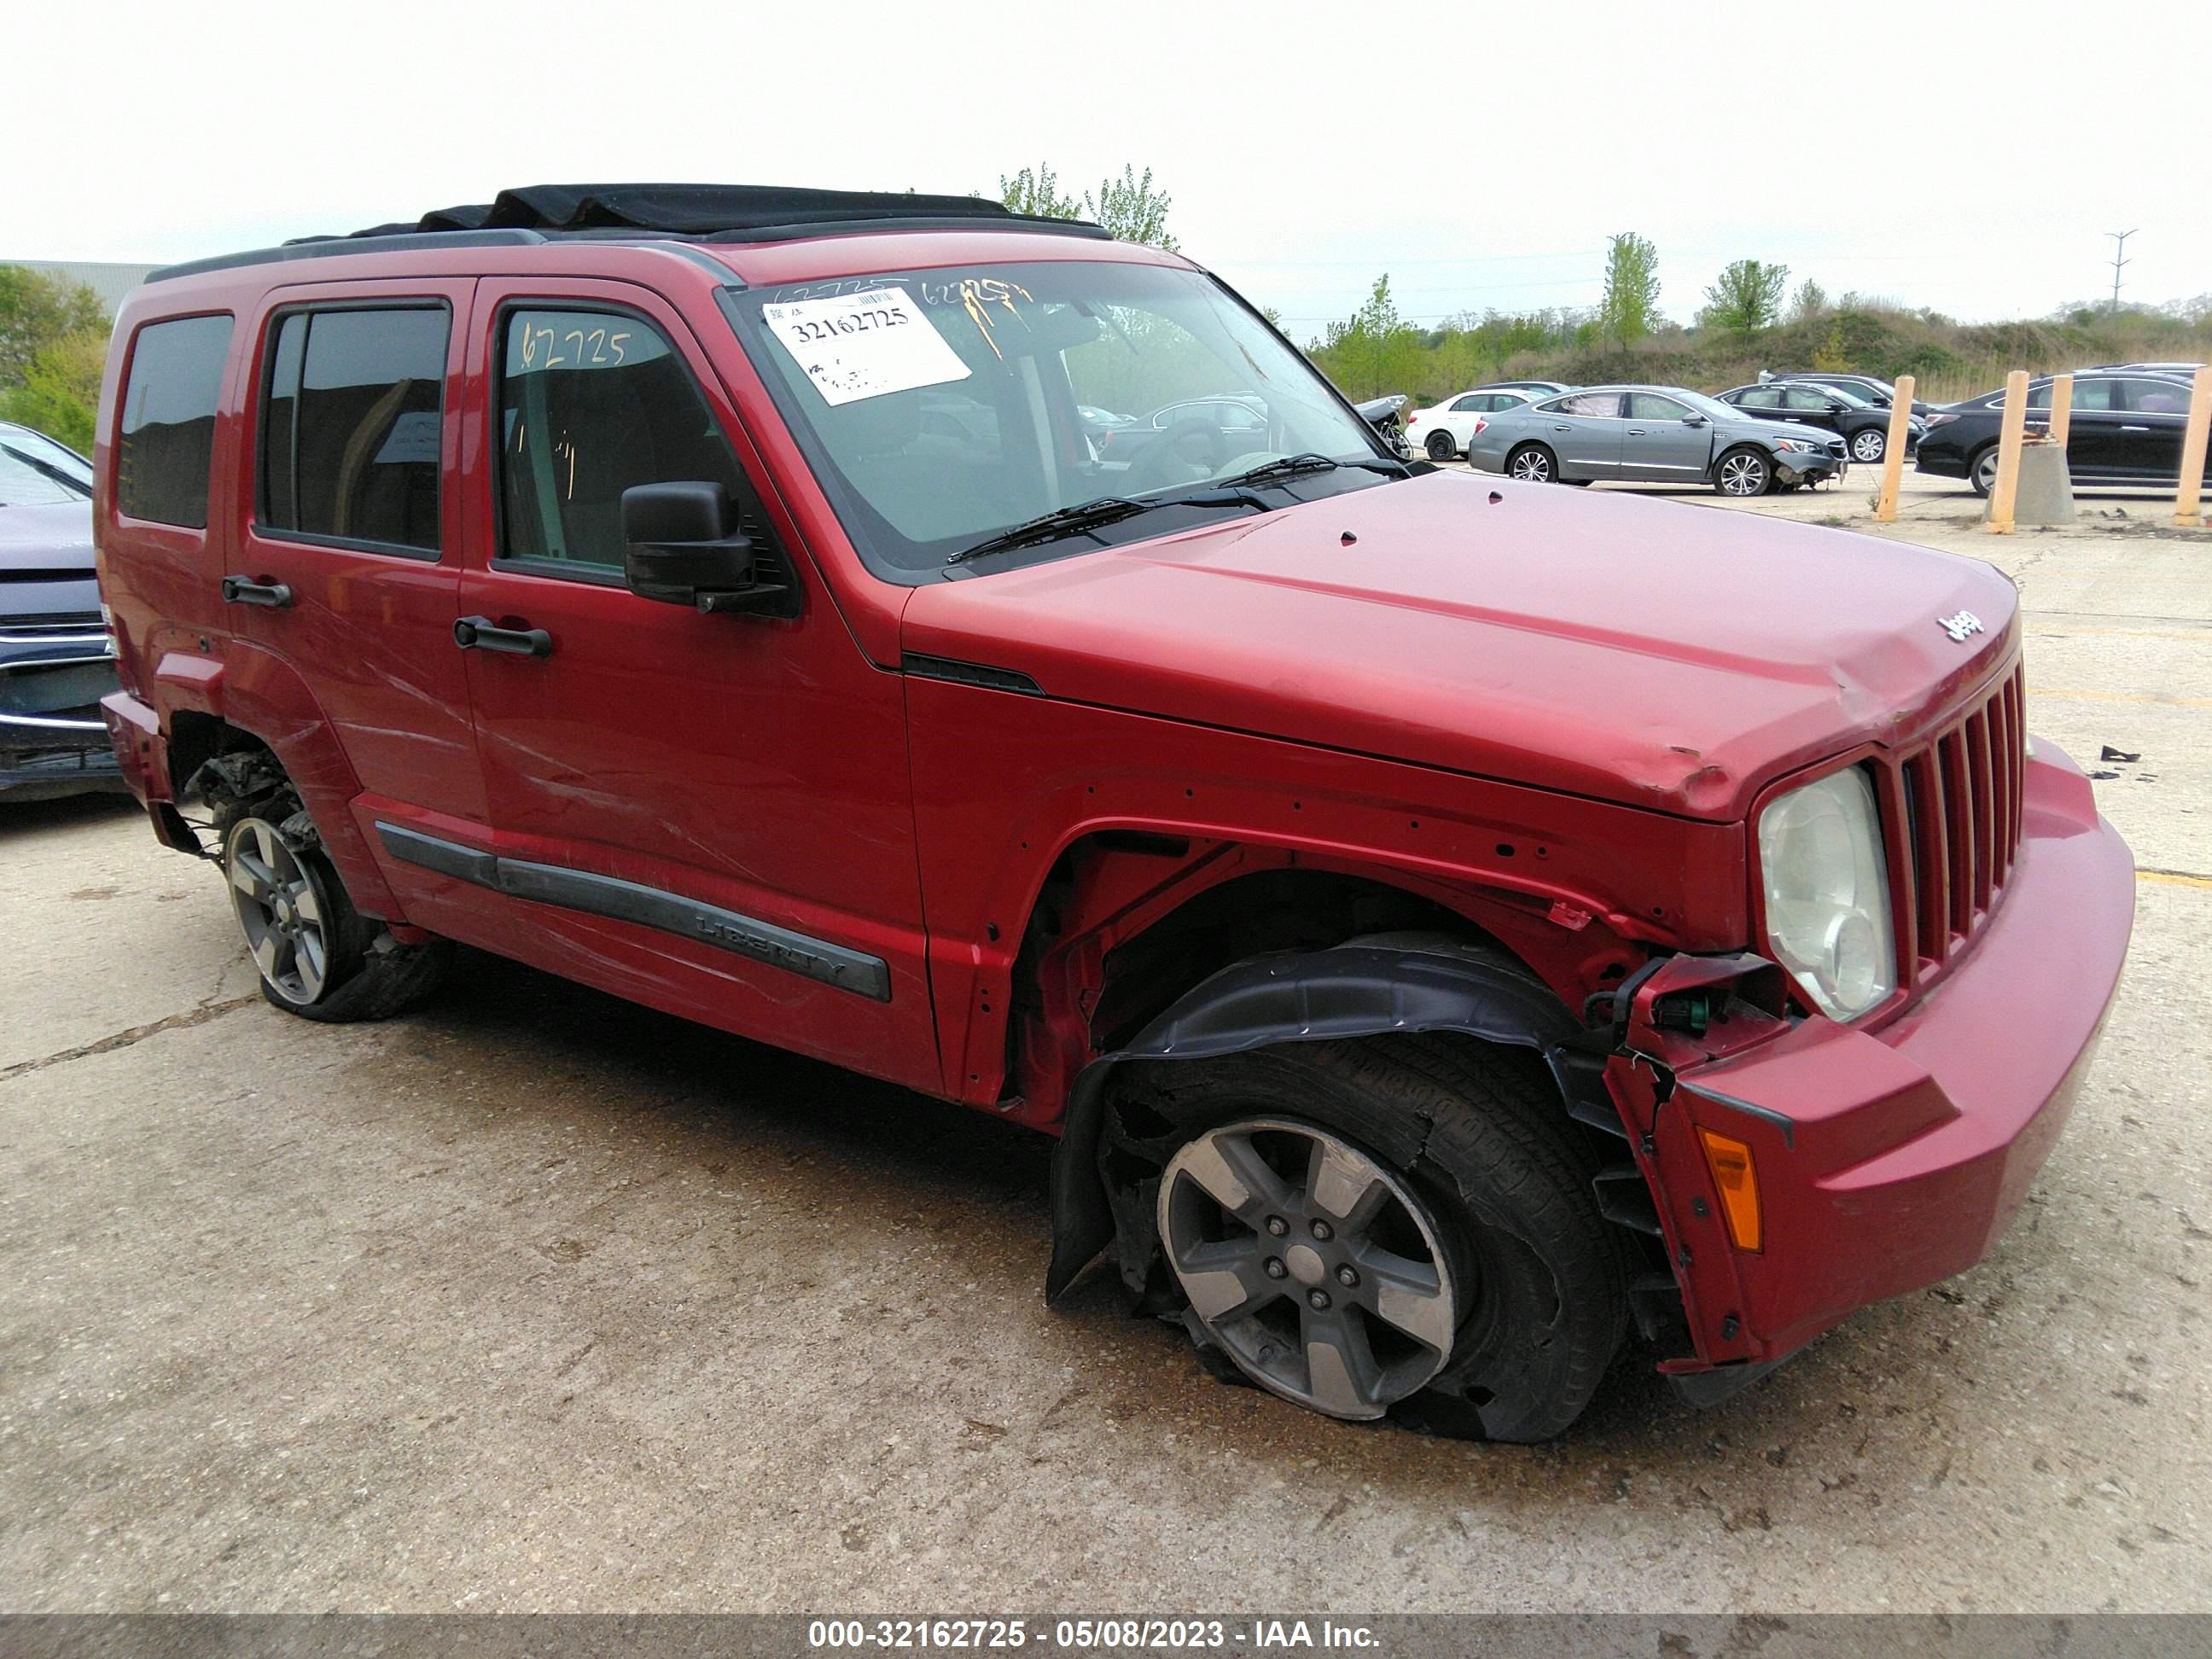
[143,183,1110,285]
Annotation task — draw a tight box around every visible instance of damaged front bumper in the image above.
[1629,736,2133,1397]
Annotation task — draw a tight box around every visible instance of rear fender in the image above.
[163,641,405,923]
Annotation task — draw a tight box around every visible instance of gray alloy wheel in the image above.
[1155,1116,1458,1421]
[1716,447,1771,497]
[1425,428,1457,462]
[1970,445,2000,497]
[1507,444,1555,484]
[225,816,335,1006]
[1850,427,1887,463]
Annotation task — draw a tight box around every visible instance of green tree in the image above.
[997,164,1082,221]
[1790,278,1829,322]
[0,265,108,449]
[1597,232,1661,351]
[0,329,106,452]
[1085,165,1177,252]
[1701,259,1790,338]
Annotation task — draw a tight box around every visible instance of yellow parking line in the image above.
[2028,689,2212,707]
[2139,870,2212,889]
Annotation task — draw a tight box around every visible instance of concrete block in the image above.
[1988,439,2076,526]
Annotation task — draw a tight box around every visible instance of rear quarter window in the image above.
[116,314,234,528]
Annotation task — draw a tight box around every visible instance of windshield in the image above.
[1674,391,1738,422]
[1813,381,1877,408]
[0,443,90,506]
[723,259,1390,579]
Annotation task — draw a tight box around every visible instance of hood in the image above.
[0,502,96,570]
[901,471,2018,821]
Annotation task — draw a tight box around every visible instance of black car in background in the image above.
[1717,379,1923,465]
[1,422,122,800]
[1761,370,1934,421]
[1915,370,2198,495]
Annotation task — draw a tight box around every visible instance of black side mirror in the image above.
[620,481,796,618]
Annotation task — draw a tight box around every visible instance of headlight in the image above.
[1770,435,1824,453]
[1758,767,1896,1022]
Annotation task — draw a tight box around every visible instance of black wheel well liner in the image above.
[1044,941,1615,1299]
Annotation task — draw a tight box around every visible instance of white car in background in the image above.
[1404,388,1534,461]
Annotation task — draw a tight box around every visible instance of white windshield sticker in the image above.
[760,286,970,406]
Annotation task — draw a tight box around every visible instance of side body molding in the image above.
[1043,943,1616,1299]
[374,823,893,1001]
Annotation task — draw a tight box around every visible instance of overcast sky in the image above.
[12,1,2204,337]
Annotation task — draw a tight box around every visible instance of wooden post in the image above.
[2175,364,2212,529]
[1987,369,2029,533]
[1873,373,1916,522]
[2048,374,2074,448]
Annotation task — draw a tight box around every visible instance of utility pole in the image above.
[2106,230,2137,315]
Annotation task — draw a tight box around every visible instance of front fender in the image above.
[1044,942,1615,1298]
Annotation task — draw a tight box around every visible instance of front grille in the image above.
[0,612,105,642]
[1883,663,2026,979]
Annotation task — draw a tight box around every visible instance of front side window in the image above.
[1783,388,1835,411]
[1626,393,1690,421]
[259,306,447,553]
[724,259,1388,579]
[116,314,233,527]
[498,308,754,573]
[2122,378,2192,415]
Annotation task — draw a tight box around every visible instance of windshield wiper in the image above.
[1214,452,1412,491]
[945,487,1269,567]
[946,497,1151,565]
[0,445,92,499]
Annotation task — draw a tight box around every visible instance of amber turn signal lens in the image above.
[1698,1128,1762,1253]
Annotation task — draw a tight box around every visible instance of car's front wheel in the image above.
[1126,1036,1627,1441]
[1850,428,1887,464]
[1714,446,1773,497]
[1506,443,1558,484]
[1424,429,1457,462]
[218,793,453,1022]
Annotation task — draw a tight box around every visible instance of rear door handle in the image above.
[453,615,553,658]
[220,575,293,608]
[1552,423,1572,432]
[2122,424,2151,432]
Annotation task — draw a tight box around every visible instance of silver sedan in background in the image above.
[1461,385,1848,496]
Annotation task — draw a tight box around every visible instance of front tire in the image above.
[1714,445,1773,497]
[218,793,452,1022]
[1850,428,1887,464]
[1506,443,1558,484]
[1425,429,1457,462]
[1123,1037,1627,1441]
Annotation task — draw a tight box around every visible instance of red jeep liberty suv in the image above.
[94,184,2134,1440]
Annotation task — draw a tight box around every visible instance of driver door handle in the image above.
[453,615,553,658]
[2121,424,2151,432]
[1552,424,1572,433]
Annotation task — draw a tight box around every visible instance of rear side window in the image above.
[496,307,752,574]
[259,306,448,553]
[116,315,233,527]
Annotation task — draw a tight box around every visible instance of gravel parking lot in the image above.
[3,469,2207,1615]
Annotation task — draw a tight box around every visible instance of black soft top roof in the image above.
[148,183,1109,284]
